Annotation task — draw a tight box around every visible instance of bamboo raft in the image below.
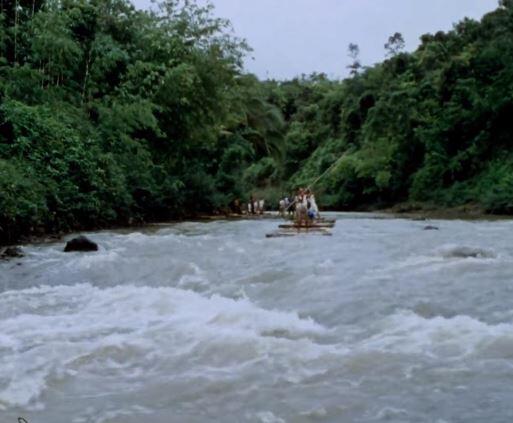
[266,228,333,238]
[279,222,334,229]
[267,217,336,238]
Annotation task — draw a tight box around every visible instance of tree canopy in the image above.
[266,1,513,213]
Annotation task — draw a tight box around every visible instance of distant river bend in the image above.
[1,213,513,422]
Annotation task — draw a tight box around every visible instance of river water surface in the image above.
[1,213,513,422]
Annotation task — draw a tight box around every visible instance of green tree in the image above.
[385,32,405,57]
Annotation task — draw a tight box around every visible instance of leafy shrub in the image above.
[0,160,47,243]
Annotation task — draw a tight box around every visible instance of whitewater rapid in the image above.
[1,213,513,422]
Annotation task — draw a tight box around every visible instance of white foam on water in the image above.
[254,411,286,423]
[3,216,513,421]
[374,406,409,420]
[110,230,190,247]
[367,254,448,276]
[300,406,328,418]
[72,404,153,423]
[0,283,329,410]
[359,310,513,360]
[66,249,123,270]
[118,231,150,242]
[364,243,502,280]
[315,259,335,273]
[176,262,210,291]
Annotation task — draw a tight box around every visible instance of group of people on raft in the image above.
[240,188,319,226]
[279,188,319,225]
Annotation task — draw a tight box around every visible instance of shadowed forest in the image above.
[2,0,513,243]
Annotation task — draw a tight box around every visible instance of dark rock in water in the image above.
[1,246,24,259]
[423,225,439,231]
[64,236,98,252]
[440,246,496,259]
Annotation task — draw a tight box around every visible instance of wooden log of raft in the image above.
[266,232,297,238]
[316,218,336,224]
[284,216,336,224]
[266,231,332,238]
[266,227,333,238]
[279,223,335,229]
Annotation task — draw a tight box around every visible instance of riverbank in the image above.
[379,202,513,221]
[0,212,280,254]
[2,203,511,253]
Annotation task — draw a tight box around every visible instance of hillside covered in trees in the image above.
[0,0,285,243]
[264,0,513,213]
[1,0,513,244]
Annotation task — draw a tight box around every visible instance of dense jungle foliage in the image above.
[0,0,285,243]
[1,0,513,244]
[269,0,513,213]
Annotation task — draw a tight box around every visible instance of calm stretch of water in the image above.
[1,213,513,423]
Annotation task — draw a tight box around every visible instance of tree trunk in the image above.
[14,0,18,65]
[81,49,92,102]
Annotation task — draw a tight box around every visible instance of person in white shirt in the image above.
[306,189,319,219]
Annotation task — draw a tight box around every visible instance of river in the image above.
[1,213,513,422]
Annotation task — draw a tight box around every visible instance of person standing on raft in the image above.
[294,188,309,227]
[306,189,319,220]
[248,194,255,215]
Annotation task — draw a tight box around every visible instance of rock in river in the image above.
[64,236,98,252]
[0,246,24,259]
[423,225,439,231]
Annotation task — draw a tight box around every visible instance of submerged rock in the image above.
[439,245,497,259]
[0,246,24,259]
[423,225,439,231]
[64,236,98,252]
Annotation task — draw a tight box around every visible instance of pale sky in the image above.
[134,0,499,80]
